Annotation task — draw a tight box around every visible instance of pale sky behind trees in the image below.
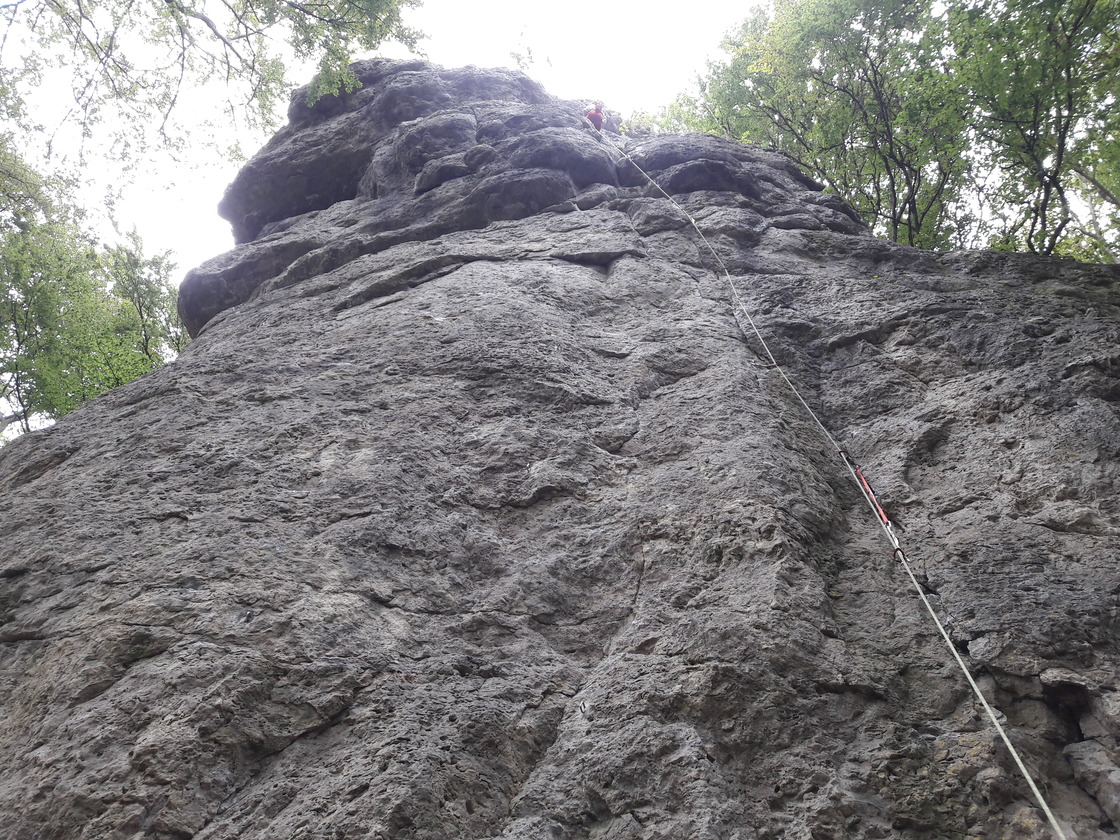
[117,0,754,280]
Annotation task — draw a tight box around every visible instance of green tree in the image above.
[0,0,421,151]
[951,0,1119,257]
[675,0,1120,259]
[0,143,186,440]
[682,0,973,249]
[106,232,191,361]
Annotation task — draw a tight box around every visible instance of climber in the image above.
[585,102,604,131]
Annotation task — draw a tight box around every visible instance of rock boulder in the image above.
[3,59,1120,840]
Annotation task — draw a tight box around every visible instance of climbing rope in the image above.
[601,137,1069,840]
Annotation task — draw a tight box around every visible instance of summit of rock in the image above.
[178,58,863,338]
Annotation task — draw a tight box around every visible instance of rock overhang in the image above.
[181,58,868,339]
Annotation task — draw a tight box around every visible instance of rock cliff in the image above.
[3,59,1120,840]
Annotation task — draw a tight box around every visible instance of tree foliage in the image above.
[0,143,186,440]
[0,0,421,151]
[0,0,418,441]
[671,0,1120,259]
[950,0,1119,256]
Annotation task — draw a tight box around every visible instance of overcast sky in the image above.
[383,0,751,113]
[120,0,754,279]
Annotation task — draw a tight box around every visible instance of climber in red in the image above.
[585,102,604,131]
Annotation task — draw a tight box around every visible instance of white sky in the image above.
[117,0,752,280]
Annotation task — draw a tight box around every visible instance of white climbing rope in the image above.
[602,138,1069,840]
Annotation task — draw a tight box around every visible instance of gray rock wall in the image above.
[2,59,1120,840]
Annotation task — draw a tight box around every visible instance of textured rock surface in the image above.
[3,59,1120,840]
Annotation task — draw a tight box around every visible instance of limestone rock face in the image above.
[3,59,1120,840]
